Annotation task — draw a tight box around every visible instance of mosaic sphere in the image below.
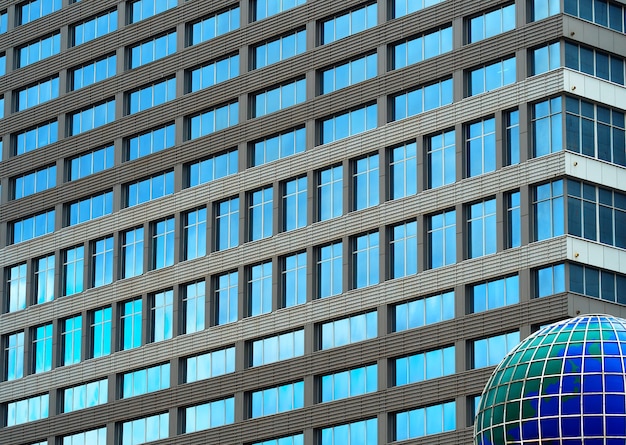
[474,314,626,445]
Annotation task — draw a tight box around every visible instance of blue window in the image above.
[130,31,176,68]
[185,346,235,382]
[0,53,5,76]
[321,311,377,350]
[62,315,82,366]
[184,208,206,260]
[122,413,169,444]
[321,53,377,94]
[532,97,562,157]
[506,110,520,165]
[126,171,174,207]
[5,394,49,426]
[254,29,306,69]
[473,331,520,368]
[63,245,84,296]
[17,77,59,111]
[251,329,304,366]
[35,254,55,304]
[13,165,56,199]
[216,271,238,325]
[128,78,176,114]
[569,263,626,303]
[254,0,305,21]
[253,78,306,117]
[321,418,377,444]
[532,0,560,21]
[33,323,53,373]
[318,165,343,221]
[18,33,60,67]
[565,96,626,166]
[0,11,7,33]
[468,57,516,96]
[565,41,625,85]
[189,102,239,140]
[391,221,417,278]
[282,177,307,232]
[390,142,417,199]
[4,332,24,381]
[71,54,116,90]
[392,26,453,69]
[121,299,142,351]
[72,10,117,46]
[536,264,565,298]
[467,198,497,258]
[466,117,496,177]
[353,232,379,288]
[15,121,58,155]
[188,54,239,92]
[321,103,377,144]
[353,154,379,210]
[7,263,27,313]
[322,3,377,44]
[427,129,455,189]
[63,379,107,412]
[507,191,521,248]
[249,261,273,316]
[534,180,564,241]
[130,0,177,23]
[428,210,456,269]
[91,307,112,358]
[70,99,116,135]
[69,191,113,226]
[282,252,306,307]
[253,434,303,445]
[531,42,561,75]
[92,236,114,287]
[150,290,173,342]
[127,123,175,160]
[318,242,342,298]
[215,197,239,251]
[122,363,170,399]
[122,227,144,279]
[471,275,519,313]
[69,146,114,181]
[249,186,273,240]
[392,0,445,18]
[468,4,515,43]
[565,0,626,32]
[188,149,238,187]
[184,398,234,433]
[321,364,377,402]
[394,291,455,331]
[12,209,55,244]
[62,428,107,445]
[252,127,305,166]
[251,381,304,417]
[396,346,455,385]
[392,78,453,120]
[190,7,240,46]
[396,401,456,440]
[183,281,205,334]
[152,218,175,270]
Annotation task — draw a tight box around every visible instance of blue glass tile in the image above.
[564,357,582,373]
[582,374,603,392]
[582,394,603,414]
[605,374,625,393]
[583,356,603,372]
[604,357,623,373]
[562,375,582,394]
[561,417,581,437]
[561,395,581,415]
[606,417,626,436]
[606,394,626,413]
[604,341,620,355]
[539,418,559,438]
[539,396,559,416]
[582,416,603,436]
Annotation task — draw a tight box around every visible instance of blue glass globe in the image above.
[474,314,626,445]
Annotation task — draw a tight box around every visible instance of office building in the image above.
[1,0,626,444]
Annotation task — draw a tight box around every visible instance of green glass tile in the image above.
[533,346,550,360]
[602,329,617,340]
[505,401,520,421]
[513,363,528,380]
[528,336,543,348]
[495,385,508,404]
[522,398,538,417]
[485,388,496,406]
[571,331,585,341]
[540,333,557,345]
[508,381,523,400]
[492,404,504,423]
[523,378,541,397]
[521,348,535,362]
[556,332,571,343]
[528,361,545,377]
[587,330,601,341]
[492,426,505,444]
[549,344,566,358]
[586,342,602,356]
[482,408,492,428]
[501,366,515,382]
[544,359,563,375]
[541,376,560,395]
[509,351,523,365]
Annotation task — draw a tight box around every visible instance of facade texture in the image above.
[0,0,626,444]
